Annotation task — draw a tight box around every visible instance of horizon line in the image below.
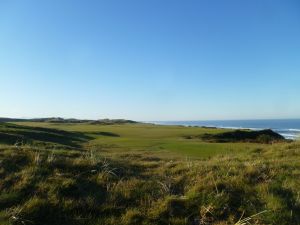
[1,116,300,122]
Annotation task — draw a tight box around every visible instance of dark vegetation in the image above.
[0,122,299,225]
[186,129,286,144]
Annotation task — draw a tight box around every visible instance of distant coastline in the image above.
[150,119,300,140]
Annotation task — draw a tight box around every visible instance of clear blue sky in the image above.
[1,0,300,121]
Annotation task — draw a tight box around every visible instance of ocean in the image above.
[151,119,300,140]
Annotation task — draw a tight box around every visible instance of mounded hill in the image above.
[187,129,286,144]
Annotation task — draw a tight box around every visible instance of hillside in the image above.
[0,122,299,225]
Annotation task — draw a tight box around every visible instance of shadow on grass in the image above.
[87,131,120,137]
[0,123,92,148]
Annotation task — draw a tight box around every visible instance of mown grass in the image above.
[0,122,299,225]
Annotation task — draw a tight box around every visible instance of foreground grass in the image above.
[0,122,299,224]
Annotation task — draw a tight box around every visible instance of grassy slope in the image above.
[0,122,299,225]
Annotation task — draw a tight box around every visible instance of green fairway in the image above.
[12,122,270,158]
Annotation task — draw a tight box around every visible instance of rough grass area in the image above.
[0,122,299,225]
